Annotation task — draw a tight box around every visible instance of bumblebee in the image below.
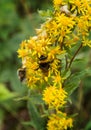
[17,68,26,82]
[17,55,53,81]
[38,55,53,72]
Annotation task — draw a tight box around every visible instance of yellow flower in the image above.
[17,49,28,58]
[44,12,76,46]
[48,46,65,59]
[82,37,91,47]
[69,0,91,14]
[50,59,61,75]
[52,73,65,87]
[17,41,29,58]
[43,86,67,109]
[47,112,73,130]
[53,0,63,7]
[75,0,81,7]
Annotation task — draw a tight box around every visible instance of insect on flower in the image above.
[17,68,26,82]
[36,55,53,73]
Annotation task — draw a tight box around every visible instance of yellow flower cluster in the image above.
[17,0,91,87]
[47,112,73,130]
[44,13,76,46]
[17,36,64,87]
[43,85,67,110]
[52,0,91,47]
[17,0,91,129]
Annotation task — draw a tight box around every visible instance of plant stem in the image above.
[68,43,83,69]
[65,55,68,69]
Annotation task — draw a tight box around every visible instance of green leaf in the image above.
[28,99,47,130]
[85,120,91,130]
[29,94,44,104]
[0,83,17,102]
[0,109,4,121]
[62,70,71,79]
[64,69,91,95]
[38,9,53,17]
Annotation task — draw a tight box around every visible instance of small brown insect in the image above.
[17,68,26,82]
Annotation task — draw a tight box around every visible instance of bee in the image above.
[37,55,53,72]
[17,68,26,82]
[17,55,53,81]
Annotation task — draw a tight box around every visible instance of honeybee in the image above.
[17,68,26,82]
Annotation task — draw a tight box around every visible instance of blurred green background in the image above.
[0,0,91,130]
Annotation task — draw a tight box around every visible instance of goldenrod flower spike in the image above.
[17,0,91,129]
[47,112,73,130]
